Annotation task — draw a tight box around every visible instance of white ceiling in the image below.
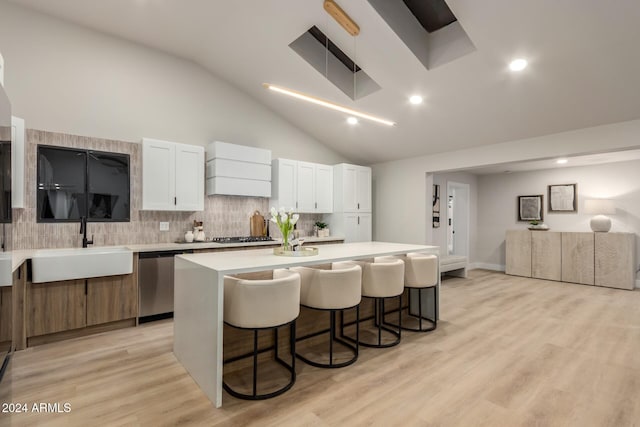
[469,148,640,175]
[9,0,640,164]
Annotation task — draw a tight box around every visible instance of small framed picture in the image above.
[432,184,440,228]
[518,195,544,221]
[548,184,577,213]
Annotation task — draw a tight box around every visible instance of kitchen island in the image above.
[174,241,439,407]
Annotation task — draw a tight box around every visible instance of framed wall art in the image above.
[432,184,440,228]
[548,183,577,212]
[518,195,543,221]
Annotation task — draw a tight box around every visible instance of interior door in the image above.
[447,182,470,256]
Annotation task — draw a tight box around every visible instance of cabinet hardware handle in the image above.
[358,216,360,225]
[315,202,317,209]
[296,201,298,209]
[174,197,177,205]
[357,202,360,209]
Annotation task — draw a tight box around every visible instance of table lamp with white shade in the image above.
[584,199,615,232]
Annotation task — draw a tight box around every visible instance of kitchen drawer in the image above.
[206,158,271,181]
[206,177,271,197]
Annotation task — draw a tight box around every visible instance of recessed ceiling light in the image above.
[409,95,423,105]
[509,58,528,72]
[347,117,358,125]
[556,158,568,164]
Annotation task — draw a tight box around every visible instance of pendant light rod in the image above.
[263,83,395,126]
[323,0,360,36]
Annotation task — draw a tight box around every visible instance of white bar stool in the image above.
[222,270,300,400]
[349,257,405,348]
[392,253,438,332]
[289,263,362,368]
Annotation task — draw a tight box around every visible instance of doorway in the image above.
[447,181,470,257]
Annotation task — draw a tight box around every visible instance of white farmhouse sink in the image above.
[31,247,133,283]
[0,253,11,287]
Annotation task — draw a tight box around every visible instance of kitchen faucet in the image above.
[80,216,94,248]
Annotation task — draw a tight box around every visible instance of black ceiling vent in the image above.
[289,26,380,100]
[402,0,457,33]
[367,0,475,70]
[308,26,361,73]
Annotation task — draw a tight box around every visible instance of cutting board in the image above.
[250,211,265,236]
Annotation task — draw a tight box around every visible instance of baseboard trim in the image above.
[469,263,505,272]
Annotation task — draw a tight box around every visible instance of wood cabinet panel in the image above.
[532,231,562,281]
[505,230,531,277]
[561,232,594,285]
[87,275,137,326]
[595,233,636,290]
[0,287,12,344]
[27,280,86,337]
[13,263,27,350]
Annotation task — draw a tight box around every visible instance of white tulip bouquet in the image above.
[270,207,299,250]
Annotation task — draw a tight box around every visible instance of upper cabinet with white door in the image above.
[271,159,332,213]
[328,163,372,242]
[0,51,4,87]
[333,163,371,212]
[206,141,271,197]
[142,138,204,211]
[11,116,25,208]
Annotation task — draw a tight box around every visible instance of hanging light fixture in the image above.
[263,84,395,126]
[264,0,395,126]
[323,0,360,36]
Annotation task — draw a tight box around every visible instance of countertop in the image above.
[8,236,345,273]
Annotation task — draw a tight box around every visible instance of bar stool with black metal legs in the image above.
[348,257,405,348]
[388,253,438,332]
[222,270,300,400]
[289,263,362,368]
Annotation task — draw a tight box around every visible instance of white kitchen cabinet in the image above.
[142,138,204,211]
[315,164,333,212]
[11,116,25,208]
[333,163,371,213]
[206,141,271,197]
[271,159,333,213]
[296,161,315,212]
[271,158,297,210]
[329,213,372,243]
[175,144,205,210]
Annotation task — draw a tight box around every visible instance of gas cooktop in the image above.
[210,236,274,244]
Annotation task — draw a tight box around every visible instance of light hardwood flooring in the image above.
[2,270,640,426]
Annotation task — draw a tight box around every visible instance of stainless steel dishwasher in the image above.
[138,250,193,323]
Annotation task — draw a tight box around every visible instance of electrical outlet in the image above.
[159,222,170,231]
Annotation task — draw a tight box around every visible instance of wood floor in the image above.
[2,270,640,426]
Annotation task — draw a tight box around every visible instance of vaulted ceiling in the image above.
[10,0,640,164]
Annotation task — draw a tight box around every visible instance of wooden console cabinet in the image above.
[506,231,636,290]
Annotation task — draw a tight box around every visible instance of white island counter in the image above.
[174,241,439,407]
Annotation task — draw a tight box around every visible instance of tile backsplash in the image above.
[11,130,320,250]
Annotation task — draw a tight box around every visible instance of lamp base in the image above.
[590,215,611,232]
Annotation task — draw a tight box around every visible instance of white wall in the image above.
[476,160,640,271]
[372,119,640,247]
[431,172,478,261]
[0,2,347,164]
